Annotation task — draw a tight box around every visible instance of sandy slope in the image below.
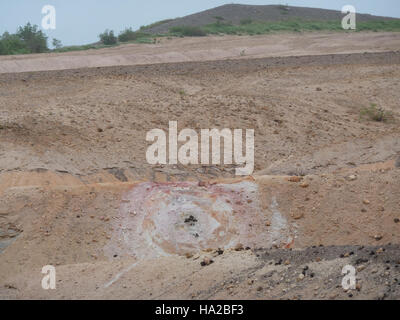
[1,32,400,73]
[0,33,400,300]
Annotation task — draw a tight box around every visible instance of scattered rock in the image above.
[300,182,309,188]
[200,257,213,266]
[357,265,366,272]
[192,253,200,260]
[374,235,383,241]
[377,292,386,300]
[184,215,198,226]
[292,211,304,220]
[4,284,17,290]
[275,259,283,265]
[298,273,305,281]
[198,181,207,187]
[347,175,357,181]
[234,243,244,251]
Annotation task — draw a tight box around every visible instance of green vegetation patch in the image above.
[0,23,48,55]
[360,104,394,123]
[118,28,153,42]
[2,18,400,56]
[201,19,400,35]
[169,26,207,37]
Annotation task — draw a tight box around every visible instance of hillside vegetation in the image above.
[0,23,48,55]
[144,4,399,34]
[1,4,400,56]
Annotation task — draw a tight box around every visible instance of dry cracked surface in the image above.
[0,34,400,300]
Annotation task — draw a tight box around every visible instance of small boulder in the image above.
[347,175,357,181]
[234,243,244,251]
[200,257,213,266]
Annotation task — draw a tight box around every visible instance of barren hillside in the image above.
[144,4,399,34]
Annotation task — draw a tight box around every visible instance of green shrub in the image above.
[118,28,136,42]
[0,32,29,55]
[360,104,394,122]
[99,29,117,45]
[0,23,48,55]
[52,43,109,53]
[16,23,48,53]
[135,37,155,44]
[52,38,62,49]
[169,26,206,36]
[118,29,151,42]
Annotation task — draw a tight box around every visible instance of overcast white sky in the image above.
[1,0,399,46]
